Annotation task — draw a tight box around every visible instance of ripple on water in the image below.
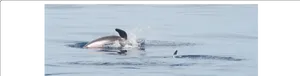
[62,60,197,67]
[45,72,81,76]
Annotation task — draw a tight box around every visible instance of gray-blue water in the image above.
[45,4,257,76]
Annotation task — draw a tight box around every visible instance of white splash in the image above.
[123,27,149,49]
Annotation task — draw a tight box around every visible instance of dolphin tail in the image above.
[115,28,128,40]
[173,50,178,55]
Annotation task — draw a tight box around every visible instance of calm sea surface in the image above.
[45,4,257,76]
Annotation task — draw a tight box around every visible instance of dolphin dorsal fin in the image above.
[115,28,127,40]
[173,50,178,55]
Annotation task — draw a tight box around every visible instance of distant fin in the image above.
[115,28,127,40]
[173,50,178,55]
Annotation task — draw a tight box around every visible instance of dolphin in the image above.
[172,50,243,61]
[118,50,244,61]
[83,28,128,49]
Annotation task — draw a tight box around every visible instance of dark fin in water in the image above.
[173,50,178,55]
[115,28,127,40]
[117,50,128,55]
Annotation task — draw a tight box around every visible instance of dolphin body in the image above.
[118,50,244,61]
[83,28,128,49]
[172,50,243,61]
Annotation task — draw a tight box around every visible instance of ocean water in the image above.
[45,4,257,76]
